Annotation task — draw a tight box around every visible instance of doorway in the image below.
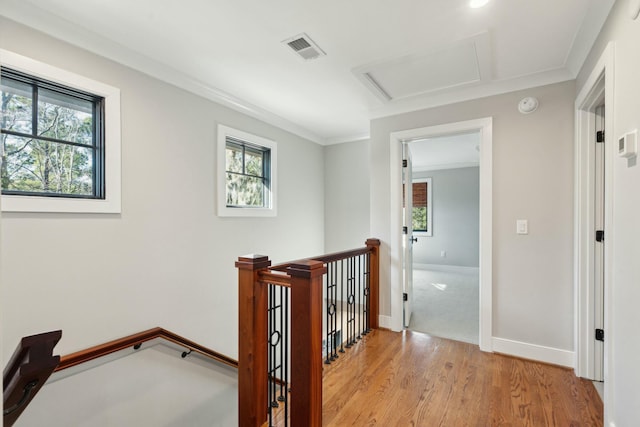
[389,117,493,352]
[575,43,614,401]
[404,133,481,344]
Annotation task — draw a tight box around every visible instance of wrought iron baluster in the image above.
[363,252,371,334]
[352,256,356,344]
[360,254,366,336]
[325,263,330,364]
[339,259,345,354]
[278,285,285,404]
[266,282,291,426]
[336,261,341,359]
[283,286,289,427]
[272,284,279,410]
[268,283,274,426]
[345,256,354,348]
[325,261,339,364]
[347,256,351,348]
[357,254,362,340]
[334,261,340,360]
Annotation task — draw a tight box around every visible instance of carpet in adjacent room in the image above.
[409,268,479,345]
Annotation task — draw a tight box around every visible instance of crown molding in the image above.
[324,133,370,145]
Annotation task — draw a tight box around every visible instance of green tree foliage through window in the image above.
[412,181,429,232]
[413,206,427,231]
[1,68,103,198]
[225,138,270,208]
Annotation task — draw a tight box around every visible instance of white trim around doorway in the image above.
[389,117,493,352]
[574,41,614,423]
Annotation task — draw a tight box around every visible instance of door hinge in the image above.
[402,159,408,167]
[595,329,604,342]
[596,230,604,242]
[596,130,605,143]
[403,292,408,302]
[402,226,408,235]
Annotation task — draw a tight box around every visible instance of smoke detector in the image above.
[282,33,326,61]
[518,97,539,114]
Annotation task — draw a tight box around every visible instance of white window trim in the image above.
[217,124,277,217]
[0,49,121,213]
[413,177,433,237]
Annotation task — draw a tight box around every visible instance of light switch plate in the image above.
[517,219,528,235]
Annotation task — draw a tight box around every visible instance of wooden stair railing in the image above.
[56,327,237,372]
[3,330,62,427]
[4,327,237,426]
[237,238,381,427]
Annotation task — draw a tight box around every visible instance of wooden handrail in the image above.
[3,330,62,427]
[5,328,234,425]
[258,270,291,287]
[270,244,375,272]
[56,327,237,372]
[311,246,371,264]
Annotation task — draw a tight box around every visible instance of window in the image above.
[225,138,270,208]
[217,125,277,217]
[0,49,121,213]
[1,68,104,198]
[412,178,432,236]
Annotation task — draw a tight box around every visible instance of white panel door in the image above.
[594,104,605,381]
[403,143,414,328]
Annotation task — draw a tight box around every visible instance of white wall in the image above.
[324,139,370,253]
[577,2,640,424]
[0,18,325,364]
[412,167,479,268]
[370,80,576,352]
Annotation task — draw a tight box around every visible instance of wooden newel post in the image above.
[366,238,381,330]
[289,259,326,427]
[236,254,271,427]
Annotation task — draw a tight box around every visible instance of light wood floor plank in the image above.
[319,329,602,426]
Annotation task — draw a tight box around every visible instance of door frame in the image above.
[574,43,614,394]
[389,117,493,352]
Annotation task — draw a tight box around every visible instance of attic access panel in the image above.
[354,33,491,102]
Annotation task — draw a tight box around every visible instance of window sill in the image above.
[218,205,276,218]
[1,194,121,214]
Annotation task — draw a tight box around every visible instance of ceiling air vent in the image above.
[283,33,326,61]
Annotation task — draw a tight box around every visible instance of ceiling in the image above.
[0,0,614,144]
[410,132,480,172]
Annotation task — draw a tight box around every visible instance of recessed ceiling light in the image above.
[469,0,489,8]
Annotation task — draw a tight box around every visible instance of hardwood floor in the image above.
[320,329,602,426]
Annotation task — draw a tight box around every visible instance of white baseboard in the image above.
[492,337,574,368]
[378,315,393,329]
[414,263,480,275]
